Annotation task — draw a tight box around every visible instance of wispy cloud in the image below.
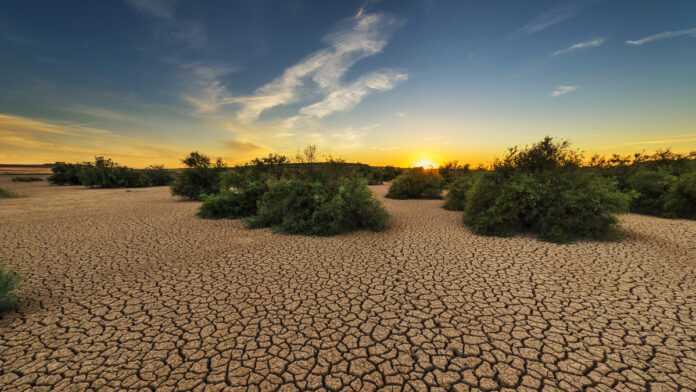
[626,27,696,46]
[551,85,578,97]
[622,134,696,146]
[553,37,605,56]
[224,140,263,153]
[185,11,405,125]
[125,0,176,20]
[181,63,238,114]
[0,113,113,136]
[520,4,580,35]
[125,0,207,48]
[297,70,407,119]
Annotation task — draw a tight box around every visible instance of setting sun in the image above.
[411,159,439,169]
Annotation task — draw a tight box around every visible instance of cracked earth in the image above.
[1,177,695,391]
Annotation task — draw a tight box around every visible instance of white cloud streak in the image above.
[298,70,407,119]
[184,12,406,125]
[125,0,207,48]
[125,0,177,20]
[626,27,696,46]
[551,85,578,97]
[553,37,605,56]
[520,4,580,35]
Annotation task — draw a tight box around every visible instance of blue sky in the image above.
[1,0,695,166]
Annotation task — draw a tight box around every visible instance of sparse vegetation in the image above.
[664,172,696,219]
[48,162,84,185]
[48,159,172,188]
[463,137,631,243]
[439,161,470,185]
[171,152,226,200]
[246,176,388,235]
[79,157,146,188]
[588,149,696,218]
[11,176,43,182]
[199,180,267,219]
[386,169,444,199]
[0,263,19,313]
[443,173,479,211]
[198,147,390,235]
[142,165,174,186]
[0,187,19,199]
[625,169,675,216]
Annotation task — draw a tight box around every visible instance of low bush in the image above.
[171,152,226,200]
[48,162,84,185]
[79,157,146,188]
[443,174,479,211]
[49,158,170,188]
[199,181,267,219]
[463,137,630,243]
[463,172,542,236]
[0,187,18,199]
[386,169,444,199]
[246,177,388,235]
[142,165,173,186]
[664,172,696,219]
[626,169,676,215]
[439,161,470,185]
[381,166,402,182]
[0,264,19,312]
[11,176,43,182]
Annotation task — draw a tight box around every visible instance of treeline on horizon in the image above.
[43,138,696,242]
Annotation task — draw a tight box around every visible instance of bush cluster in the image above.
[197,148,390,236]
[461,137,630,243]
[443,173,479,211]
[48,159,172,188]
[664,172,696,219]
[171,152,226,200]
[386,169,444,199]
[199,180,267,219]
[0,263,19,313]
[11,176,43,182]
[588,150,696,219]
[439,161,470,185]
[246,177,388,235]
[48,162,83,185]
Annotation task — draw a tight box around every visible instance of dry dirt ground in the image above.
[1,176,695,392]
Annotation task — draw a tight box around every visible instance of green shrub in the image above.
[0,264,19,312]
[142,165,173,186]
[534,173,631,242]
[246,177,388,235]
[664,172,696,219]
[171,152,226,200]
[463,137,630,243]
[11,176,43,182]
[381,166,402,182]
[439,161,470,185]
[464,172,542,236]
[626,169,676,215]
[198,181,267,219]
[443,174,479,211]
[49,162,84,185]
[78,157,147,188]
[386,169,444,199]
[0,187,19,199]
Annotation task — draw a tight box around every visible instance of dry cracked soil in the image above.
[0,176,695,391]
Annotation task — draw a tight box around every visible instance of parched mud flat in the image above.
[1,176,695,391]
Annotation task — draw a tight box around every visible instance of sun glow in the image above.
[411,159,438,169]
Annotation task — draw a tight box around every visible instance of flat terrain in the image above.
[1,176,695,391]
